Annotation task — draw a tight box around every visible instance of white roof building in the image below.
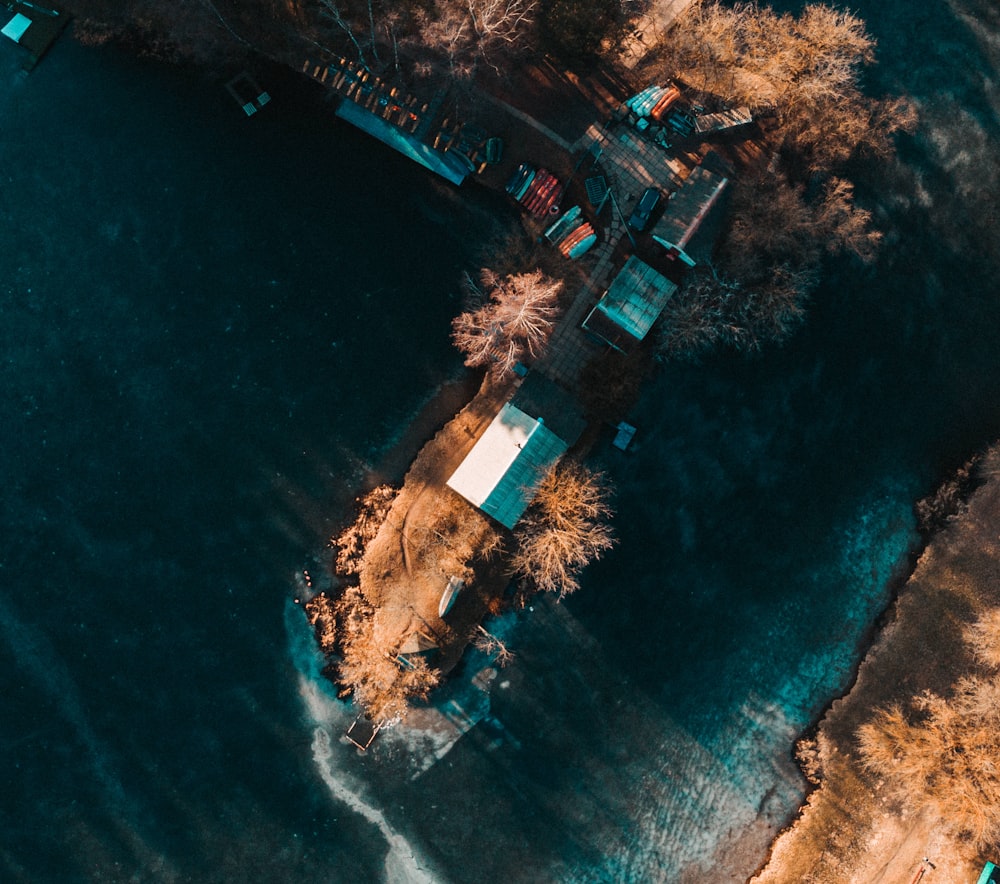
[447,402,568,529]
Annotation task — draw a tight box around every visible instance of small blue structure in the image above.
[226,72,270,117]
[977,861,998,884]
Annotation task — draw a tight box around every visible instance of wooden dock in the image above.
[301,55,492,182]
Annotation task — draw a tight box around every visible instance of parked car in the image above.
[628,187,662,232]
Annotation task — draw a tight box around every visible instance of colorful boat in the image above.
[523,169,553,210]
[505,162,534,196]
[535,183,564,217]
[544,205,582,243]
[485,137,503,164]
[650,85,681,121]
[439,576,464,618]
[557,219,587,245]
[525,172,557,214]
[568,232,597,259]
[626,85,661,115]
[513,167,537,201]
[559,223,590,255]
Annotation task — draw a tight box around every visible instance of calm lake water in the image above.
[4,2,1000,880]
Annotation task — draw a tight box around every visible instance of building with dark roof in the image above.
[651,164,729,267]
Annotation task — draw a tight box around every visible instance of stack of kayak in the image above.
[544,205,597,259]
[626,84,681,121]
[505,163,564,217]
[624,83,695,138]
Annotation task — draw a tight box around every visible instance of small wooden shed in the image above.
[582,256,677,352]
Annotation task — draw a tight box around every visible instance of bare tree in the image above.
[414,0,536,77]
[451,268,563,377]
[814,177,882,261]
[318,0,370,69]
[659,261,813,360]
[473,625,515,666]
[511,461,616,597]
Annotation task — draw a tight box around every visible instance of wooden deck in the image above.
[2,1,69,72]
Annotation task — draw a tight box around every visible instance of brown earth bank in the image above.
[753,447,1000,884]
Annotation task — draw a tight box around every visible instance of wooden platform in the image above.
[2,2,69,72]
[345,714,381,751]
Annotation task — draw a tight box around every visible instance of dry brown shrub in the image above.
[333,484,398,576]
[511,460,616,597]
[646,1,913,174]
[304,592,340,654]
[965,608,1000,670]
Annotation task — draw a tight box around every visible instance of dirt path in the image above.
[358,376,514,639]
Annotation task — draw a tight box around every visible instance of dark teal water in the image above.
[4,2,1000,881]
[0,41,477,882]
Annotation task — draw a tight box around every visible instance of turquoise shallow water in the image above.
[4,4,1000,880]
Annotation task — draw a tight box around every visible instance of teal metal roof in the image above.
[2,12,30,43]
[335,100,468,186]
[447,403,567,529]
[585,256,676,345]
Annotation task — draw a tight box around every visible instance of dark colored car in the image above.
[628,187,662,232]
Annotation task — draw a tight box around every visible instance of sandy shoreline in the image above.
[753,449,1000,884]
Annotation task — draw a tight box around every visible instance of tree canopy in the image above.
[451,268,563,377]
[511,460,616,597]
[857,609,1000,849]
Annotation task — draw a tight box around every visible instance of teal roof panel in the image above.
[447,403,567,529]
[588,256,677,343]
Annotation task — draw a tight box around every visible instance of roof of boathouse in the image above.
[650,163,729,261]
[334,99,469,186]
[582,256,677,352]
[446,402,568,529]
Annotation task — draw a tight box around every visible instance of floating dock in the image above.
[1,1,69,72]
[345,714,381,751]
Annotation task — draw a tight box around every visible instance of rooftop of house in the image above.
[446,402,568,529]
[582,255,677,351]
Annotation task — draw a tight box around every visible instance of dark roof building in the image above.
[651,164,729,266]
[582,256,678,352]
